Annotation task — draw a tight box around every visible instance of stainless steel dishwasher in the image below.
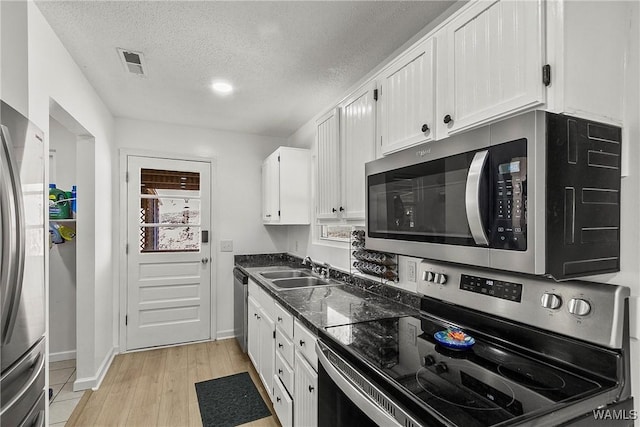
[233,267,248,353]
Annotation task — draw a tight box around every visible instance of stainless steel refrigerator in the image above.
[1,100,46,426]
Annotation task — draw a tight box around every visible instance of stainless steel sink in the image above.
[260,270,313,280]
[271,276,331,289]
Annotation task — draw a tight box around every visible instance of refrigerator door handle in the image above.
[0,124,26,344]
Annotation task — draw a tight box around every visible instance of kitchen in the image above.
[1,0,638,426]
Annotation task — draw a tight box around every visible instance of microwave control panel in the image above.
[490,139,527,251]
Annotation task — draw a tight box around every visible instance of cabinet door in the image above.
[442,0,544,135]
[378,37,435,155]
[316,108,341,219]
[262,152,280,223]
[247,296,260,368]
[258,308,275,399]
[340,83,376,220]
[294,351,318,427]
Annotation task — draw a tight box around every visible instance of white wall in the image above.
[27,3,116,389]
[114,118,288,339]
[48,118,77,359]
[288,1,640,413]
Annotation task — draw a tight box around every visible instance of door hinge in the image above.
[273,330,276,339]
[126,171,129,182]
[373,89,378,101]
[542,64,551,86]
[125,315,128,326]
[278,210,281,217]
[125,243,129,255]
[278,155,280,162]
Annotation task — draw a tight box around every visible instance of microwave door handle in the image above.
[0,125,26,344]
[465,150,489,246]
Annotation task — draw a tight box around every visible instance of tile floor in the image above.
[49,359,84,426]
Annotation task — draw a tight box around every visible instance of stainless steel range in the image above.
[316,260,634,426]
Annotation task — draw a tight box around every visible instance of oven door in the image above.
[316,340,423,427]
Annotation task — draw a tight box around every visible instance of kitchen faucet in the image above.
[302,256,331,278]
[302,256,317,272]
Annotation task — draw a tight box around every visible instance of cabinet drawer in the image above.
[275,326,294,367]
[248,279,275,318]
[272,375,293,427]
[294,319,318,371]
[275,351,294,396]
[274,303,294,338]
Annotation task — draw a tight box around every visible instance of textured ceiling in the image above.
[36,1,456,138]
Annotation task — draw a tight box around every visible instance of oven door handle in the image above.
[316,341,404,427]
[465,150,489,246]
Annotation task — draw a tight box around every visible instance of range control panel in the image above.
[460,274,522,303]
[416,260,629,349]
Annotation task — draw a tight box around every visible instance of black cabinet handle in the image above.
[276,397,281,403]
[443,114,452,124]
[421,124,429,132]
[339,206,344,212]
[278,343,283,348]
[332,208,337,213]
[309,385,315,393]
[278,369,283,375]
[299,340,305,346]
[277,317,282,322]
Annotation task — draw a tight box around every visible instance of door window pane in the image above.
[139,168,201,253]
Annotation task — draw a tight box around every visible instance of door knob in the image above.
[201,258,209,264]
[443,114,452,124]
[421,124,429,132]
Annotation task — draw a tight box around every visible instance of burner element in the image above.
[497,363,567,391]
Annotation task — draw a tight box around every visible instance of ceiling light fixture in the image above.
[211,81,233,95]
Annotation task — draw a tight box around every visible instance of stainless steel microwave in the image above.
[365,111,621,280]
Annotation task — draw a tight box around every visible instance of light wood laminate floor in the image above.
[66,339,280,427]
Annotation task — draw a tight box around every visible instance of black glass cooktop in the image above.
[323,314,614,426]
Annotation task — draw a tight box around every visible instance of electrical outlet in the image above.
[407,323,417,345]
[407,261,417,282]
[220,240,233,252]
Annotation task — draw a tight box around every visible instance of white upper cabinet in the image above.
[316,108,341,220]
[340,82,376,220]
[262,147,310,225]
[546,0,632,126]
[438,0,545,137]
[377,37,435,155]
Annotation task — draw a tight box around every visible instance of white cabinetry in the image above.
[262,146,311,225]
[247,281,275,400]
[377,37,435,155]
[316,108,341,220]
[546,1,632,126]
[294,351,318,427]
[340,83,377,219]
[438,0,544,137]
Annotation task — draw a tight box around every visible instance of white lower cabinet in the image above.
[258,309,275,397]
[294,350,318,427]
[247,287,275,401]
[273,375,294,427]
[247,296,260,369]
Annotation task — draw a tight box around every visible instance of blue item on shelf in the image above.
[71,185,77,217]
[49,223,64,244]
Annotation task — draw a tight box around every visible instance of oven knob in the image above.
[541,293,562,310]
[424,355,436,366]
[423,271,434,282]
[437,273,447,285]
[568,298,591,316]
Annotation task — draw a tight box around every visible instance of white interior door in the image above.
[126,156,211,351]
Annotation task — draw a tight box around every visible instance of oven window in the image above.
[368,151,478,245]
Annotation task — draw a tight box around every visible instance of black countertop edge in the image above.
[235,253,422,335]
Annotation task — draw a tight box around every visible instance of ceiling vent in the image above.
[117,48,147,77]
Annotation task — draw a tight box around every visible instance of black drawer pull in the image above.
[299,340,305,346]
[278,369,283,375]
[276,397,281,403]
[278,343,283,348]
[309,385,315,393]
[277,317,282,322]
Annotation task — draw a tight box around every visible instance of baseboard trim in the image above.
[73,346,118,391]
[49,350,76,362]
[216,329,236,340]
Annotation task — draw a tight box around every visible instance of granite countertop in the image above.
[236,254,419,334]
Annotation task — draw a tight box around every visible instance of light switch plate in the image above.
[407,261,417,283]
[220,240,233,252]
